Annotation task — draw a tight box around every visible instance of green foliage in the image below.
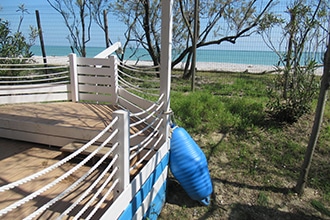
[0,5,37,62]
[171,91,234,133]
[266,61,319,123]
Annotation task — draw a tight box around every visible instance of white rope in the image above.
[0,70,69,79]
[58,152,119,219]
[0,128,119,217]
[118,61,160,73]
[0,116,119,193]
[130,93,164,117]
[72,166,119,220]
[0,75,69,85]
[0,65,68,71]
[130,133,164,171]
[130,110,163,139]
[130,117,163,153]
[84,178,120,220]
[117,68,160,83]
[130,100,164,127]
[118,75,157,92]
[25,141,119,220]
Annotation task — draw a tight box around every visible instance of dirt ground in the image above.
[158,131,330,220]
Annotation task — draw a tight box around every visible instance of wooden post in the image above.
[69,53,79,102]
[103,10,110,48]
[35,10,47,68]
[112,110,130,199]
[160,0,173,145]
[109,55,119,105]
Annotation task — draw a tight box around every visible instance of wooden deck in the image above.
[0,102,154,219]
[0,138,114,219]
[0,102,120,147]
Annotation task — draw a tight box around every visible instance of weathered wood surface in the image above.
[0,138,113,219]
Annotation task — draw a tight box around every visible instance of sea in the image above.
[31,45,324,66]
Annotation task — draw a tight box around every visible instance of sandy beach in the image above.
[32,55,324,75]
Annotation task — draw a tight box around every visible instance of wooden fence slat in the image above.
[118,88,154,110]
[77,66,111,76]
[78,84,112,94]
[76,57,112,66]
[78,75,112,85]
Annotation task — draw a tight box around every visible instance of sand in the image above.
[32,55,324,75]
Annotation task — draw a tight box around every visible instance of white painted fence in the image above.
[0,52,169,219]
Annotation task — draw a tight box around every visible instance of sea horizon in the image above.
[31,45,324,67]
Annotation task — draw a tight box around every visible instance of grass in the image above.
[159,70,330,219]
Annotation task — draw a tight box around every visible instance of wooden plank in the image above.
[0,93,71,105]
[78,84,112,94]
[0,84,69,95]
[76,57,112,67]
[79,93,113,103]
[118,88,154,110]
[0,128,78,146]
[78,75,112,85]
[77,66,111,76]
[60,142,113,158]
[0,82,70,91]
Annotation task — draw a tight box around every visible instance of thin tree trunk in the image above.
[294,34,330,195]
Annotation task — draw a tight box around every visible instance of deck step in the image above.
[60,142,113,159]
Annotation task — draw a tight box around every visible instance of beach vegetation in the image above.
[260,0,329,123]
[0,4,37,62]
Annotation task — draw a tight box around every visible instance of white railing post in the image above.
[112,110,130,199]
[160,0,173,145]
[69,53,79,102]
[109,55,119,105]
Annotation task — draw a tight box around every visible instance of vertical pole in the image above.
[35,10,47,71]
[112,110,130,199]
[160,0,173,146]
[191,0,199,92]
[69,53,79,102]
[103,10,110,48]
[109,55,119,104]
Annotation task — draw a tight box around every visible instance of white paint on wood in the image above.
[69,53,79,102]
[100,141,168,220]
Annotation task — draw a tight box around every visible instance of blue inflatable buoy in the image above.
[170,126,213,206]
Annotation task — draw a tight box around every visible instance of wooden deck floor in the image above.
[0,102,120,146]
[0,138,113,219]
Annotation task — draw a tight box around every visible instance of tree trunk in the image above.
[294,35,330,195]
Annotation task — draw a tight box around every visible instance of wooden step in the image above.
[60,142,113,158]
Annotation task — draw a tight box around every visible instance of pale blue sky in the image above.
[1,0,289,51]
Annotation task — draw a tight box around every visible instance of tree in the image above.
[0,4,38,62]
[294,32,330,195]
[110,0,276,78]
[47,0,93,57]
[261,0,329,123]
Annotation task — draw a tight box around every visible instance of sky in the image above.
[0,0,298,52]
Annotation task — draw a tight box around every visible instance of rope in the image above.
[0,116,118,193]
[25,135,118,220]
[130,118,163,154]
[58,152,119,219]
[0,128,119,217]
[130,93,164,117]
[130,133,164,171]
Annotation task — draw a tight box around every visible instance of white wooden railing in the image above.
[0,49,168,219]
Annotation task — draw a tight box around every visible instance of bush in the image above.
[266,61,319,123]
